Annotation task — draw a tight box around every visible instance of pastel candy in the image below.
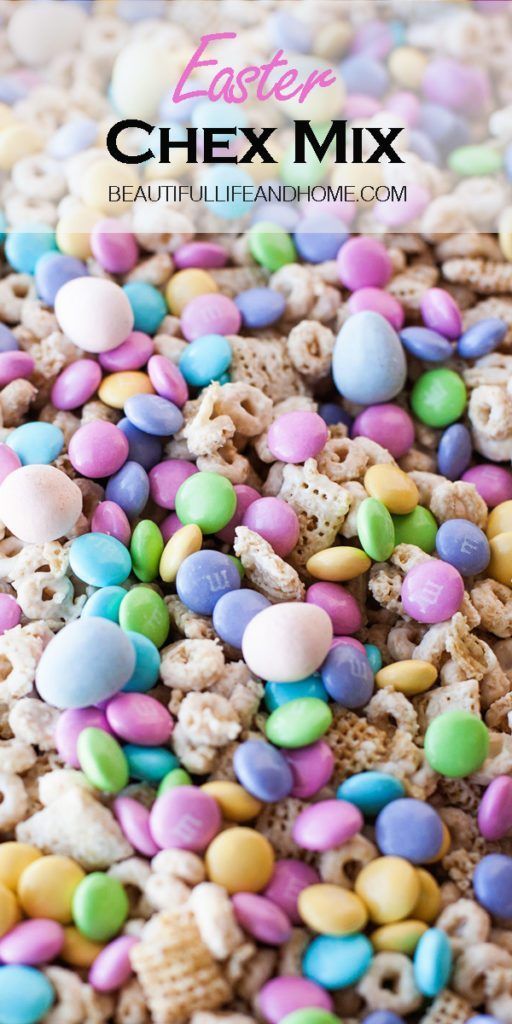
[55,278,134,353]
[0,465,82,543]
[333,312,407,404]
[36,618,135,709]
[242,603,333,683]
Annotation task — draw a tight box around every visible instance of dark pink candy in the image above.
[148,355,188,407]
[0,919,64,965]
[284,741,334,799]
[0,593,21,635]
[259,977,334,1024]
[329,636,366,654]
[0,351,34,387]
[51,359,102,410]
[267,411,328,464]
[69,421,129,479]
[113,796,160,857]
[91,220,139,274]
[99,332,154,372]
[306,582,362,636]
[89,935,139,992]
[106,692,173,746]
[478,776,512,841]
[174,242,228,270]
[216,484,260,545]
[149,459,197,510]
[55,707,113,767]
[160,512,182,543]
[91,501,131,546]
[232,893,292,946]
[337,237,392,291]
[461,465,512,508]
[351,403,415,458]
[264,860,319,924]
[348,288,404,330]
[0,444,21,484]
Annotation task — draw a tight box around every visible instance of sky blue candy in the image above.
[340,55,389,96]
[321,645,374,709]
[302,934,373,989]
[212,589,270,649]
[234,289,286,329]
[192,99,247,132]
[0,324,18,352]
[363,1014,405,1024]
[436,519,490,576]
[337,771,405,816]
[35,251,88,306]
[47,116,98,160]
[437,423,472,480]
[457,318,508,359]
[0,965,55,1024]
[201,165,254,220]
[124,744,178,782]
[124,394,183,437]
[122,631,161,692]
[36,618,135,709]
[105,462,150,519]
[6,422,63,465]
[364,644,382,673]
[375,798,444,864]
[5,225,57,274]
[400,327,454,362]
[81,586,126,622]
[413,928,452,998]
[294,215,348,263]
[70,533,132,587]
[318,403,352,429]
[176,550,241,616]
[123,282,167,335]
[233,739,293,801]
[473,854,512,918]
[179,335,232,387]
[333,312,407,404]
[117,418,162,470]
[264,674,328,712]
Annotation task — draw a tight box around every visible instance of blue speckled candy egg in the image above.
[105,462,150,519]
[413,928,452,997]
[36,618,135,709]
[81,586,126,622]
[234,739,293,801]
[234,289,286,329]
[0,964,55,1024]
[400,327,454,362]
[176,550,241,616]
[436,519,490,576]
[212,589,270,649]
[337,772,405,817]
[457,318,507,359]
[264,675,328,712]
[70,533,132,587]
[302,934,373,989]
[437,423,472,480]
[333,312,407,404]
[124,394,183,437]
[7,422,63,466]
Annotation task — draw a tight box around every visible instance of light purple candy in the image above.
[91,220,139,274]
[160,512,182,543]
[89,935,139,992]
[147,355,188,407]
[181,293,242,342]
[344,94,381,119]
[99,332,154,373]
[0,351,34,387]
[422,58,490,112]
[348,288,404,330]
[478,776,512,842]
[216,484,260,545]
[69,421,129,479]
[91,501,131,547]
[351,403,415,458]
[401,560,464,624]
[337,237,392,291]
[242,497,299,558]
[0,443,21,484]
[284,741,334,799]
[149,786,221,851]
[264,860,319,924]
[55,707,114,767]
[267,411,328,464]
[461,465,512,508]
[232,893,292,946]
[292,799,363,852]
[385,91,421,127]
[421,288,462,340]
[106,692,173,746]
[174,242,228,270]
[51,359,102,411]
[259,976,334,1024]
[0,919,64,966]
[0,593,21,635]
[149,459,197,510]
[113,796,160,857]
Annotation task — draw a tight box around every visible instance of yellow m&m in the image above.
[99,372,154,409]
[364,464,419,515]
[375,660,437,696]
[371,919,428,954]
[306,547,371,581]
[487,500,512,539]
[355,856,420,924]
[60,926,105,967]
[413,868,442,923]
[298,884,368,936]
[0,882,20,938]
[166,269,218,316]
[201,781,262,822]
[487,531,512,585]
[18,855,85,923]
[159,524,202,584]
[0,842,42,891]
[205,828,274,894]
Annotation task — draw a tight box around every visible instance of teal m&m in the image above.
[175,471,236,534]
[124,744,178,782]
[179,334,232,388]
[411,369,467,428]
[264,675,328,712]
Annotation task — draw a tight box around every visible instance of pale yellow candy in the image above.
[56,205,102,259]
[488,531,512,585]
[487,500,512,539]
[0,123,42,172]
[306,546,371,582]
[412,868,442,924]
[205,827,274,894]
[298,884,368,936]
[80,158,139,215]
[111,42,189,120]
[0,105,14,131]
[375,660,437,697]
[166,270,218,317]
[18,855,85,923]
[499,207,512,262]
[0,842,42,892]
[99,372,154,410]
[61,926,105,967]
[355,856,420,924]
[364,464,419,515]
[201,781,262,822]
[0,882,20,938]
[388,47,429,90]
[371,919,428,954]
[159,524,202,584]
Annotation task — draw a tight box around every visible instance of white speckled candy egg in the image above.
[0,465,82,543]
[36,618,136,709]
[242,602,333,683]
[55,278,134,353]
[7,1,86,67]
[333,311,407,405]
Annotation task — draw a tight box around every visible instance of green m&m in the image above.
[77,727,128,794]
[357,497,395,561]
[119,586,170,647]
[175,471,236,535]
[411,369,467,428]
[130,520,164,583]
[248,222,297,271]
[392,506,438,553]
[265,697,333,749]
[72,873,129,942]
[424,710,489,778]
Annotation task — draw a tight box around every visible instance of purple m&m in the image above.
[149,460,197,510]
[113,796,160,857]
[55,707,113,768]
[91,501,131,547]
[348,288,404,331]
[0,444,21,485]
[0,919,64,966]
[321,644,374,709]
[337,237,392,291]
[174,241,228,270]
[401,560,464,624]
[181,293,241,341]
[420,288,462,340]
[0,351,34,387]
[213,589,271,649]
[106,692,173,746]
[99,332,154,373]
[235,287,286,329]
[284,741,334,799]
[147,355,188,407]
[473,854,512,918]
[68,422,129,479]
[232,893,292,946]
[242,497,299,558]
[292,800,363,851]
[462,465,512,508]
[478,776,512,841]
[89,935,139,992]
[351,404,414,459]
[51,359,102,411]
[149,786,221,851]
[0,594,21,635]
[234,740,293,802]
[176,550,240,615]
[91,220,139,274]
[375,798,444,864]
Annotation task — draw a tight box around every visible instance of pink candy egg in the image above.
[232,893,292,946]
[306,582,362,636]
[264,860,320,924]
[113,796,160,857]
[89,935,139,992]
[420,287,462,340]
[462,465,512,508]
[267,411,328,464]
[337,237,392,291]
[242,603,333,684]
[91,501,131,546]
[284,741,334,799]
[242,497,300,558]
[55,706,113,767]
[149,459,197,510]
[69,422,129,479]
[181,293,241,342]
[0,351,34,387]
[348,288,405,331]
[105,693,173,746]
[0,593,21,635]
[147,355,189,407]
[351,403,415,458]
[99,332,154,373]
[51,359,102,411]
[90,220,139,275]
[292,799,363,851]
[478,776,512,841]
[216,484,260,545]
[0,919,64,965]
[0,444,21,485]
[259,976,334,1024]
[401,560,464,624]
[149,787,221,851]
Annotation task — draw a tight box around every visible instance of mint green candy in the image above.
[175,471,236,535]
[77,727,128,794]
[248,222,297,271]
[424,710,489,778]
[281,1011,341,1024]
[72,872,129,942]
[119,586,169,647]
[357,497,395,561]
[448,145,502,177]
[265,697,332,749]
[280,140,327,189]
[392,506,438,553]
[157,768,192,795]
[411,369,467,428]
[130,520,164,583]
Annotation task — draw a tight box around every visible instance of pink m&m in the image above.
[51,359,102,410]
[348,288,405,330]
[147,355,188,407]
[174,241,228,270]
[401,560,464,624]
[292,799,363,851]
[149,787,221,851]
[267,411,328,463]
[232,893,292,946]
[113,796,160,857]
[462,465,512,508]
[149,460,197,510]
[55,707,113,767]
[0,351,34,387]
[181,293,241,341]
[337,237,392,291]
[0,594,21,635]
[284,741,334,799]
[264,860,319,924]
[216,484,260,545]
[106,692,173,746]
[306,582,362,636]
[0,919,64,966]
[259,977,334,1024]
[91,501,131,546]
[99,332,154,373]
[0,444,21,484]
[91,220,139,275]
[421,288,462,340]
[351,403,415,458]
[69,422,129,479]
[478,776,512,841]
[89,935,139,992]
[242,497,300,558]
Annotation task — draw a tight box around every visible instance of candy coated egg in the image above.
[36,618,135,709]
[205,827,275,893]
[242,603,333,683]
[333,312,406,405]
[7,0,85,65]
[0,465,82,543]
[55,278,134,353]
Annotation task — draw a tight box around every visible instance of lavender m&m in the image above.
[106,693,173,746]
[0,919,64,966]
[293,215,347,263]
[337,237,392,290]
[306,582,362,636]
[89,935,139,993]
[401,560,464,624]
[473,854,512,918]
[284,741,334,799]
[147,355,188,407]
[91,501,131,547]
[124,394,183,437]
[267,411,328,463]
[232,893,292,946]
[174,241,228,270]
[292,800,363,852]
[113,796,159,858]
[149,460,197,510]
[149,786,221,851]
[235,287,286,329]
[420,288,462,340]
[69,422,129,478]
[117,418,162,472]
[181,293,241,342]
[375,799,444,863]
[35,252,88,306]
[234,740,293,802]
[51,359,102,411]
[478,776,512,841]
[0,324,18,353]
[435,519,490,576]
[176,550,240,615]
[213,589,271,649]
[348,288,404,331]
[352,404,414,459]
[462,465,512,508]
[98,332,154,373]
[55,707,113,768]
[400,326,454,362]
[105,462,150,519]
[242,497,299,557]
[259,976,334,1024]
[321,644,374,709]
[457,318,507,359]
[437,423,472,480]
